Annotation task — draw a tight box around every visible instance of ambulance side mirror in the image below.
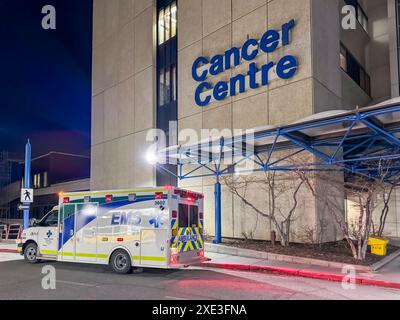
[31,218,38,227]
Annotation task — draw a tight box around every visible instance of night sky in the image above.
[0,0,93,158]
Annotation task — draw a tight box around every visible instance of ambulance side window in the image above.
[39,210,59,227]
[178,204,189,228]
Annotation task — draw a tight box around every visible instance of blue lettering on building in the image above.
[192,19,298,107]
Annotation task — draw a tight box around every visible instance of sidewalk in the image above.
[0,242,22,262]
[201,251,400,290]
[0,242,18,253]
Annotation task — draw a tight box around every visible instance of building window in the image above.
[158,65,177,107]
[340,45,347,72]
[33,173,41,189]
[340,43,371,96]
[43,171,48,188]
[158,1,177,45]
[159,68,165,106]
[171,3,177,38]
[357,7,368,33]
[171,64,177,101]
[344,0,368,33]
[158,9,165,45]
[165,67,171,104]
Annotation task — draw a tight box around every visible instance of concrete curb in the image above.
[201,262,400,290]
[371,249,400,272]
[0,249,19,254]
[205,242,371,272]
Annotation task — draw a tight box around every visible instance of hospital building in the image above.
[91,0,400,242]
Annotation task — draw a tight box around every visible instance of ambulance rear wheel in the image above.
[110,249,132,274]
[24,243,40,264]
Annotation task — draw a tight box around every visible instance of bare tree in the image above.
[222,170,304,247]
[374,159,400,237]
[376,184,395,237]
[295,163,393,261]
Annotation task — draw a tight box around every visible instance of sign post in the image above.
[23,140,32,230]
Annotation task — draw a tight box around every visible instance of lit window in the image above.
[158,1,177,45]
[165,5,171,42]
[33,173,41,188]
[43,171,48,187]
[171,2,177,38]
[158,9,165,45]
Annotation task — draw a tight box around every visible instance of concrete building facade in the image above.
[91,0,400,241]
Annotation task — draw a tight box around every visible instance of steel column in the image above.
[23,140,31,230]
[213,180,222,244]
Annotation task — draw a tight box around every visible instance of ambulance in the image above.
[18,187,206,274]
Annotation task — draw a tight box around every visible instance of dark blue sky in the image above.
[0,0,93,158]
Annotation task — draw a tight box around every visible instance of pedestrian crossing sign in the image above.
[21,188,34,203]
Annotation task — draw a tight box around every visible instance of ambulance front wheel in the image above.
[24,242,41,264]
[110,249,132,274]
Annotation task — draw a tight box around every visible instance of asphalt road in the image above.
[0,259,400,300]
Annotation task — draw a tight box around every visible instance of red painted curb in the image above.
[360,279,400,289]
[0,249,19,254]
[201,262,400,290]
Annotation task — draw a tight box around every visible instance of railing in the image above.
[0,225,8,240]
[5,224,22,241]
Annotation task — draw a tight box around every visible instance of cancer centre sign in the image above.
[192,19,298,107]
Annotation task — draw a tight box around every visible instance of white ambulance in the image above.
[18,187,206,274]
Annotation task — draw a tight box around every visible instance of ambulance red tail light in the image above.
[63,197,70,204]
[105,195,113,203]
[172,210,178,218]
[170,255,179,264]
[199,212,204,219]
[155,192,164,200]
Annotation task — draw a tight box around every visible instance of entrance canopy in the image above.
[155,97,400,184]
[153,97,400,243]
